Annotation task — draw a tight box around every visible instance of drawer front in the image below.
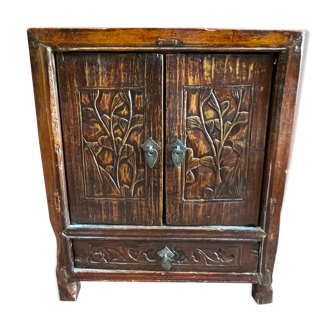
[73,240,259,273]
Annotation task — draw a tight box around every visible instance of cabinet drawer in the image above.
[73,239,259,273]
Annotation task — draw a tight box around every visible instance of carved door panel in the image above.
[165,54,274,226]
[57,53,163,225]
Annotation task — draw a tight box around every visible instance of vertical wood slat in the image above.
[28,33,80,300]
[258,37,304,282]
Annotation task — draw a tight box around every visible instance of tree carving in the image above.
[81,88,145,198]
[184,86,251,199]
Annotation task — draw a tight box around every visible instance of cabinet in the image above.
[28,28,304,304]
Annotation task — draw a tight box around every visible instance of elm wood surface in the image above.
[27,28,304,304]
[56,53,163,225]
[64,225,266,240]
[28,33,80,301]
[27,28,302,51]
[73,239,259,272]
[74,270,259,283]
[166,53,274,226]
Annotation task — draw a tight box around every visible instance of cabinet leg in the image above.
[252,283,273,304]
[56,267,81,301]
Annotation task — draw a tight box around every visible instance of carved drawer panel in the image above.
[73,239,259,272]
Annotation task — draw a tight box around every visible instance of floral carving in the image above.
[184,86,252,200]
[81,88,146,198]
[86,244,241,267]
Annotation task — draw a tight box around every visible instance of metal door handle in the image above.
[140,137,161,168]
[168,139,187,167]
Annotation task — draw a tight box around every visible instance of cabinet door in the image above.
[166,54,274,226]
[57,53,163,225]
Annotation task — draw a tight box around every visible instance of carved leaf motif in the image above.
[99,166,120,193]
[220,100,230,116]
[186,171,195,183]
[213,139,220,153]
[89,90,99,104]
[231,89,242,103]
[90,142,102,155]
[98,136,113,150]
[214,119,221,130]
[205,120,214,134]
[187,116,202,129]
[121,185,130,196]
[127,152,136,169]
[112,115,119,128]
[131,114,144,129]
[105,165,114,174]
[82,107,98,122]
[200,87,212,105]
[119,117,129,132]
[233,141,245,157]
[200,156,215,169]
[186,148,200,182]
[101,114,110,128]
[115,137,122,150]
[219,146,233,163]
[223,121,231,135]
[111,92,128,112]
[230,125,247,142]
[120,144,134,160]
[208,92,220,111]
[203,187,214,198]
[136,169,144,183]
[236,112,249,124]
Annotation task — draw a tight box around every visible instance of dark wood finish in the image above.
[28,28,304,304]
[27,28,302,51]
[73,239,259,272]
[166,53,274,226]
[56,53,163,225]
[256,36,304,304]
[64,225,266,240]
[28,33,80,301]
[74,270,259,283]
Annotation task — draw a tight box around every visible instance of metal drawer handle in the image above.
[140,137,161,168]
[168,140,188,167]
[157,246,174,271]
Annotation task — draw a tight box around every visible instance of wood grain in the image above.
[73,239,259,273]
[56,53,163,225]
[74,269,259,283]
[27,28,302,51]
[166,53,274,226]
[64,224,266,240]
[27,28,304,303]
[28,33,80,300]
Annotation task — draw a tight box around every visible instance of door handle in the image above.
[140,137,161,168]
[168,139,187,167]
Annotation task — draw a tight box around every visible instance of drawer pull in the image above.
[141,137,161,168]
[168,140,188,167]
[156,38,182,46]
[157,246,175,271]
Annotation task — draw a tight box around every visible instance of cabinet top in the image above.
[27,28,304,52]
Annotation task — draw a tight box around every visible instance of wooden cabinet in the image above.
[28,28,304,304]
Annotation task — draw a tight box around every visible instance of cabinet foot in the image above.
[57,267,81,301]
[252,283,273,304]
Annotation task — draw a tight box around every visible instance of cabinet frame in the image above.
[28,28,304,302]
